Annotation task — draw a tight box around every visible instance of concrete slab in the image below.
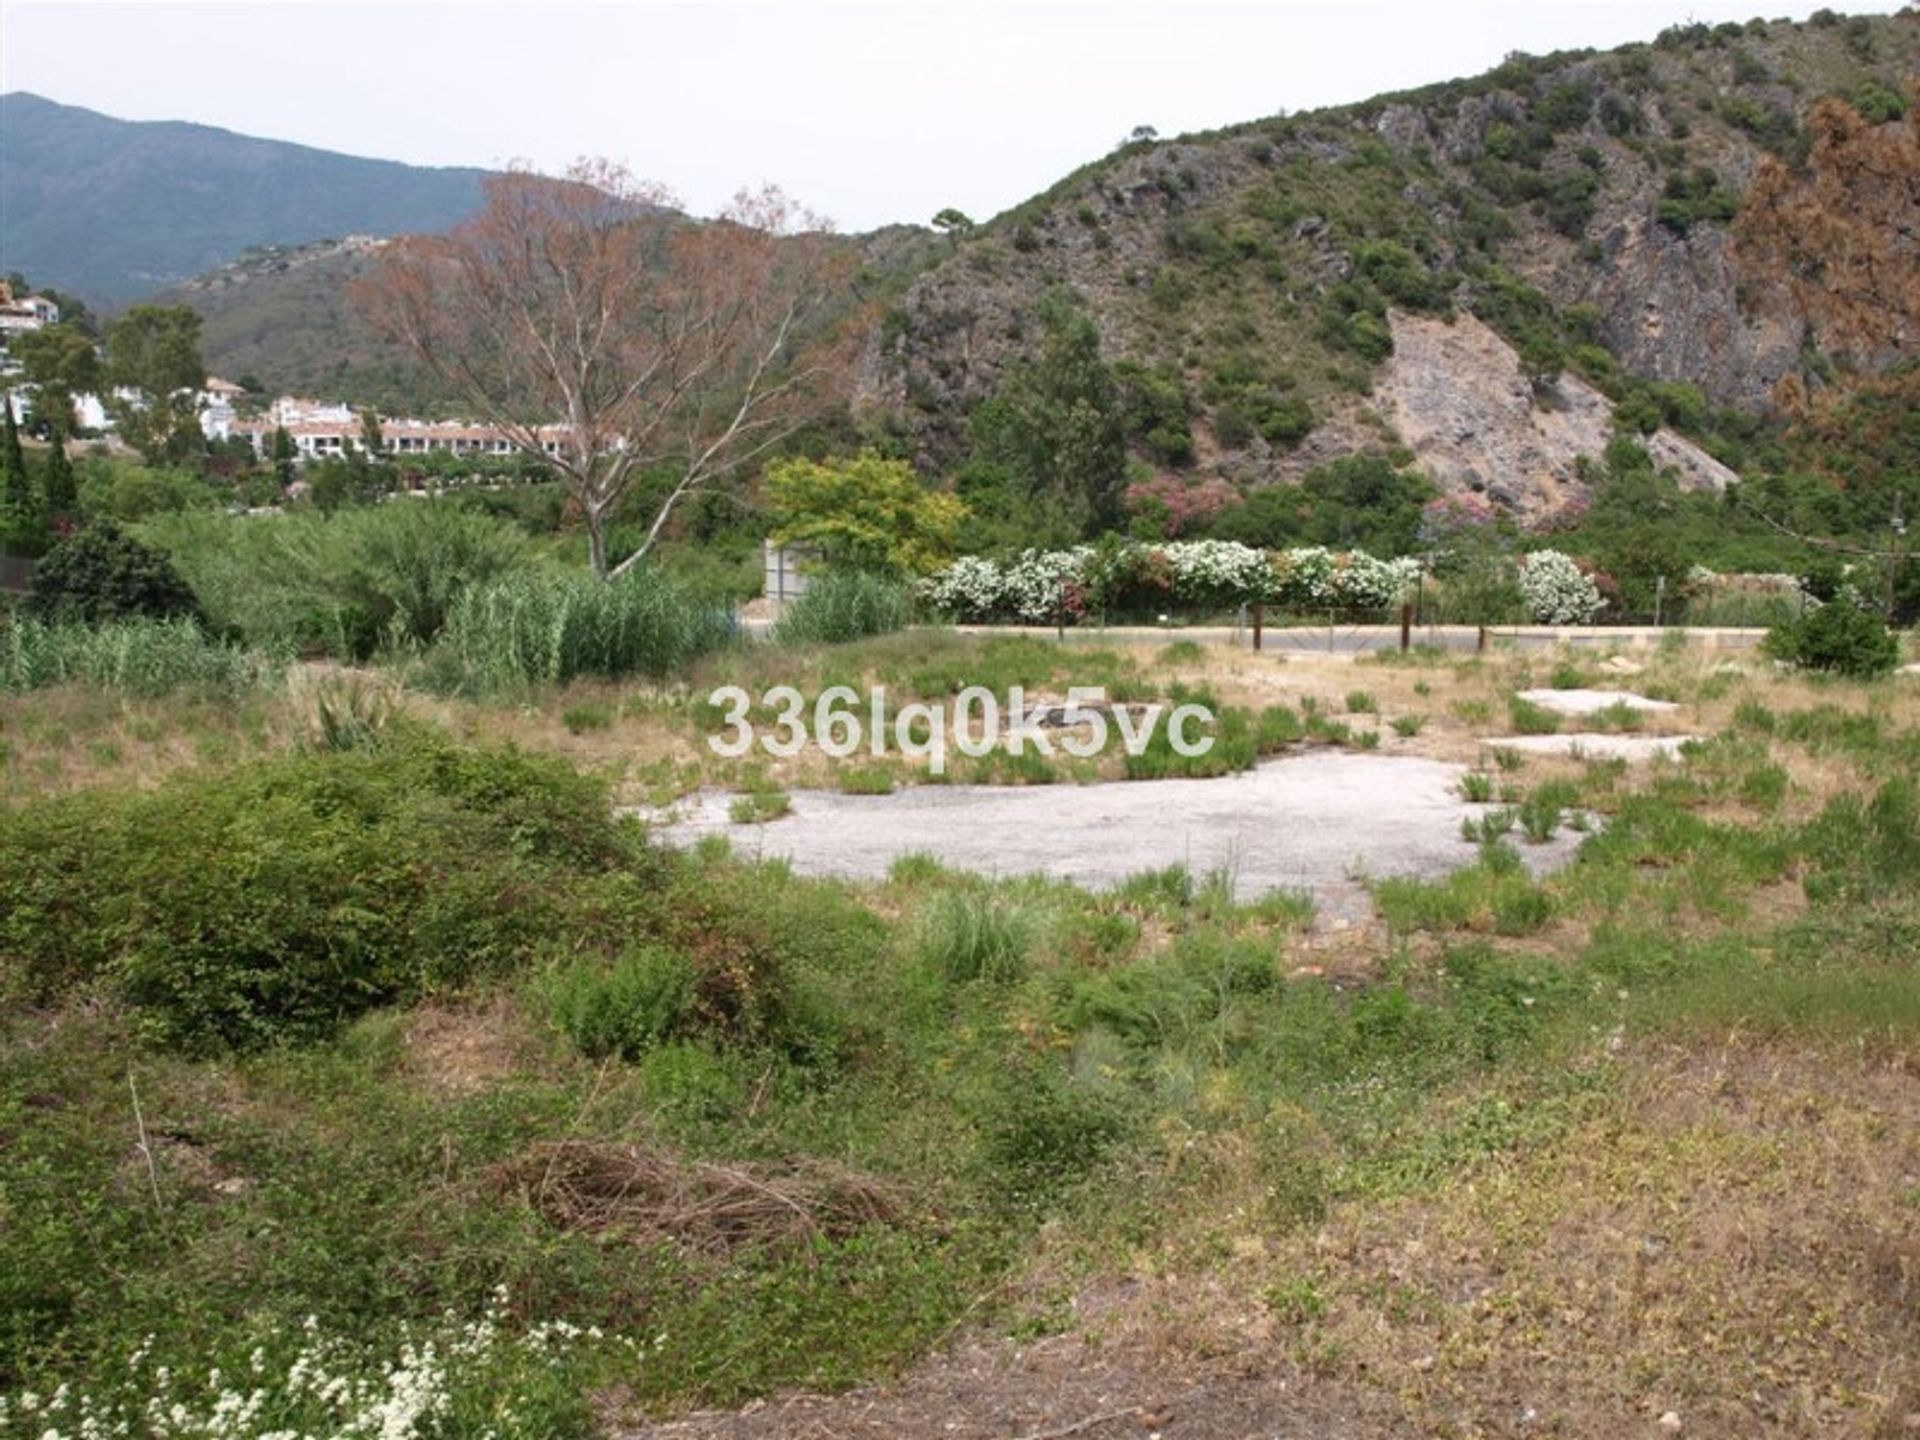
[1491,733,1696,763]
[644,752,1585,923]
[1515,688,1679,716]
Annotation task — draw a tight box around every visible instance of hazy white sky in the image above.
[2,0,1907,231]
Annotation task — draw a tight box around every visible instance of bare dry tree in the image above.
[356,162,857,577]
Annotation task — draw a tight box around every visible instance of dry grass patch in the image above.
[496,1140,907,1258]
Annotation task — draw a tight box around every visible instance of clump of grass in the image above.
[1462,807,1516,842]
[1547,660,1589,689]
[561,701,615,734]
[1460,771,1496,803]
[1344,689,1378,714]
[1507,695,1561,735]
[1450,697,1492,727]
[1488,745,1526,771]
[305,674,396,752]
[888,851,947,884]
[837,764,896,796]
[1115,864,1194,911]
[1589,701,1644,733]
[1390,712,1427,738]
[915,890,1034,984]
[774,572,914,646]
[1255,704,1305,750]
[1158,639,1205,665]
[729,790,792,824]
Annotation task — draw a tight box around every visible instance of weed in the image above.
[1507,695,1561,735]
[916,890,1035,984]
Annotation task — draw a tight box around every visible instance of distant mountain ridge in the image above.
[0,92,492,304]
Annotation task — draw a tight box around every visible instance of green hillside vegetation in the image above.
[0,92,489,304]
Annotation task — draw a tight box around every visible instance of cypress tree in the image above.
[2,395,36,530]
[43,430,77,517]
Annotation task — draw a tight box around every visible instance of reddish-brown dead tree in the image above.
[1735,84,1918,375]
[355,162,857,577]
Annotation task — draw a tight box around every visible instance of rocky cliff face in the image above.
[872,9,1917,515]
[1377,310,1738,521]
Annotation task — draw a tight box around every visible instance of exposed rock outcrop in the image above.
[1377,311,1738,520]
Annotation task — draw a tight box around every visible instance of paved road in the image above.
[738,618,1768,655]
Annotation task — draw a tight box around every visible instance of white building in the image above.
[0,285,59,339]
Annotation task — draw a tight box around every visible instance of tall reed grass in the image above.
[0,617,282,696]
[438,566,734,690]
[141,503,530,657]
[774,572,914,646]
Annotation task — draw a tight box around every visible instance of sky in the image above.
[2,0,1909,232]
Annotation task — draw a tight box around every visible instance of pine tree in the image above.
[43,430,76,518]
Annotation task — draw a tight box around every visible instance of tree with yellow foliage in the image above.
[764,452,966,578]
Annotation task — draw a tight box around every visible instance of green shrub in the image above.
[0,732,642,1048]
[976,1062,1131,1201]
[440,566,733,689]
[549,944,700,1060]
[1763,599,1899,678]
[25,522,201,625]
[774,572,914,646]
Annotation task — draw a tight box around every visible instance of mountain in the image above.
[0,92,491,305]
[93,9,1920,521]
[870,8,1917,515]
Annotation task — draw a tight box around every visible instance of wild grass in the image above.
[914,889,1035,984]
[437,566,734,691]
[0,616,282,696]
[143,502,531,657]
[773,572,914,646]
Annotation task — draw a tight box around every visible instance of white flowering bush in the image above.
[1000,547,1093,622]
[1161,540,1275,608]
[921,541,1425,621]
[1517,549,1606,625]
[0,1290,625,1440]
[917,555,1004,619]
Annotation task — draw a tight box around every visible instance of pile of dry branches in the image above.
[497,1140,903,1257]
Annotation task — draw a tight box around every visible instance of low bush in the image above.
[774,572,914,646]
[0,731,646,1048]
[1763,599,1899,678]
[25,522,202,625]
[549,944,700,1060]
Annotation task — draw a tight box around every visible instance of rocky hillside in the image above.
[871,8,1917,515]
